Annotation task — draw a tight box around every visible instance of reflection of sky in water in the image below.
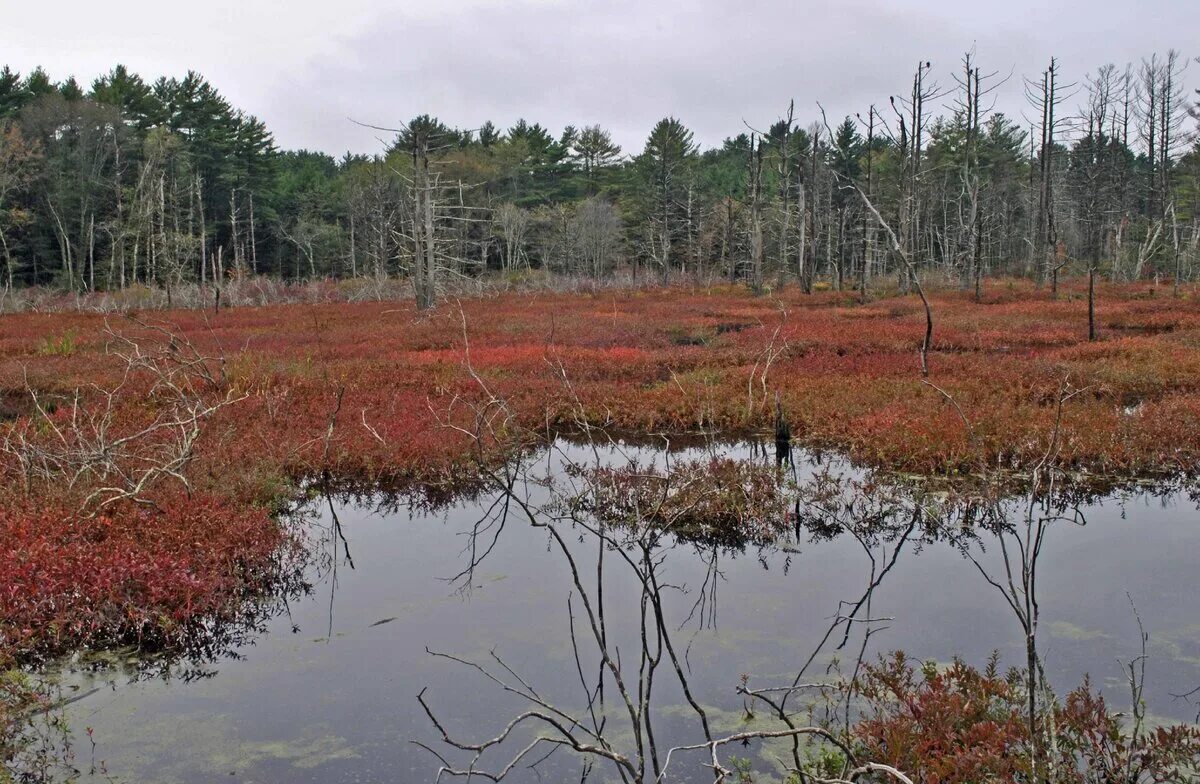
[52,444,1200,783]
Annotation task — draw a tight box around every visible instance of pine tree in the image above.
[634,117,697,277]
[0,67,29,118]
[571,125,621,195]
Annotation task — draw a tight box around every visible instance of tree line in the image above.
[0,53,1198,308]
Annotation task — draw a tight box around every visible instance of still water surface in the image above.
[54,444,1200,783]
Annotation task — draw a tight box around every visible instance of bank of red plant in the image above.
[3,279,1200,667]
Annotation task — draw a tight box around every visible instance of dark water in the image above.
[47,443,1200,783]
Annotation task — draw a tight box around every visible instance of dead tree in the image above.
[942,377,1090,784]
[889,62,942,294]
[1078,64,1125,340]
[1026,58,1075,296]
[857,106,877,303]
[747,133,765,295]
[773,101,797,289]
[354,116,481,310]
[492,203,530,273]
[1,318,246,512]
[798,125,822,294]
[821,103,933,376]
[409,123,439,310]
[952,51,1005,302]
[1136,52,1188,290]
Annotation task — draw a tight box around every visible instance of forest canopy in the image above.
[0,54,1198,300]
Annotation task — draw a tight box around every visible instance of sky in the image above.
[4,0,1197,157]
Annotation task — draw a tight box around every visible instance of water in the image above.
[44,443,1200,783]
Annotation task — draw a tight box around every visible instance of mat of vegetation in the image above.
[2,280,1199,669]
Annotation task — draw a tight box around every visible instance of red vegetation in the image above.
[3,280,1200,662]
[855,653,1031,783]
[855,651,1200,784]
[0,492,285,659]
[568,457,792,543]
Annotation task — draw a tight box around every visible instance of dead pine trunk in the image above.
[859,106,875,304]
[747,134,765,296]
[248,191,258,275]
[1088,266,1097,341]
[214,246,223,313]
[197,174,207,290]
[973,227,983,303]
[420,157,436,310]
[796,184,807,290]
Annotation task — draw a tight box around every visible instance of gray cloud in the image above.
[5,0,1198,156]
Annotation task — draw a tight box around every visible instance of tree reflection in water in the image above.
[14,435,1200,783]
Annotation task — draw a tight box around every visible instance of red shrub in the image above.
[4,282,1200,664]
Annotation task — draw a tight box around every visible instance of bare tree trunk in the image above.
[803,129,820,294]
[0,232,14,290]
[249,191,258,275]
[860,107,875,303]
[87,213,96,292]
[796,184,807,289]
[722,197,734,281]
[197,175,207,288]
[214,246,223,312]
[410,135,438,311]
[1088,267,1097,341]
[748,135,764,295]
[229,188,239,276]
[48,200,74,291]
[777,101,795,289]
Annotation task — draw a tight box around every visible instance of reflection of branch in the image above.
[741,505,918,776]
[446,490,511,590]
[953,377,1090,782]
[414,309,919,783]
[679,545,722,631]
[326,494,354,571]
[1118,592,1149,767]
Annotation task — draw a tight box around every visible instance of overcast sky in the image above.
[4,0,1197,156]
